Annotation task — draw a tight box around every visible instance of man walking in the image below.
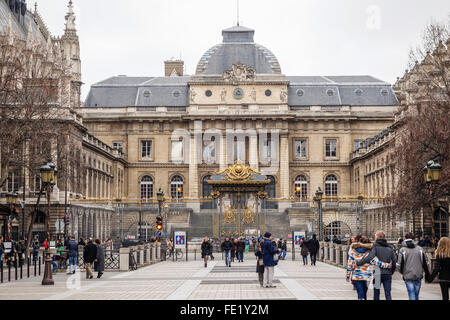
[65,235,78,274]
[221,237,233,267]
[236,237,245,262]
[356,230,396,300]
[83,238,97,279]
[397,232,430,300]
[262,232,281,288]
[306,234,320,266]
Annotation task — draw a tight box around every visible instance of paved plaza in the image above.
[0,253,442,300]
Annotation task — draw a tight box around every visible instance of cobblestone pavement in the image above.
[0,254,443,300]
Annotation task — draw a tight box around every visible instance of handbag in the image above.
[273,253,279,262]
[258,259,264,266]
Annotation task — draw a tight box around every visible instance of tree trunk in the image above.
[24,187,43,265]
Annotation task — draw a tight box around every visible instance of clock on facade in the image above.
[233,88,244,100]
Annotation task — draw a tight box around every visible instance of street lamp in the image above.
[295,186,302,200]
[357,192,364,236]
[314,187,324,241]
[423,160,442,241]
[40,159,57,286]
[157,189,165,239]
[6,192,18,240]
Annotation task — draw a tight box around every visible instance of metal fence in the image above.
[1,253,45,284]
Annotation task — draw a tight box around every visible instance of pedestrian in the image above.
[236,238,245,262]
[261,232,281,288]
[78,237,86,247]
[245,237,250,253]
[16,239,25,267]
[160,238,167,261]
[32,240,39,263]
[230,237,236,262]
[356,230,396,300]
[0,236,4,266]
[255,241,265,287]
[221,237,233,267]
[346,237,392,300]
[281,240,287,260]
[305,234,320,266]
[427,237,450,300]
[251,237,257,252]
[418,237,425,247]
[56,239,64,256]
[300,239,309,265]
[397,232,430,300]
[65,235,78,274]
[167,238,174,258]
[424,236,432,248]
[209,239,215,260]
[83,238,97,279]
[201,237,212,268]
[94,239,104,278]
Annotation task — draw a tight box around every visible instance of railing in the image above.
[1,251,45,284]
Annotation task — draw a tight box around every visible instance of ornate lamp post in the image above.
[357,192,364,236]
[6,192,18,239]
[157,189,165,238]
[423,160,442,241]
[314,187,324,241]
[40,159,57,286]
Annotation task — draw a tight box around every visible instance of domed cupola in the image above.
[195,25,282,75]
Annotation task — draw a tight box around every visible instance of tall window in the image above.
[113,142,123,153]
[262,134,274,161]
[6,171,20,192]
[141,140,152,159]
[325,221,342,238]
[325,139,337,157]
[434,209,448,239]
[171,175,184,199]
[233,136,245,163]
[325,175,338,197]
[171,140,183,162]
[262,176,278,210]
[201,176,216,209]
[294,175,308,199]
[203,137,216,164]
[295,139,307,159]
[140,176,154,200]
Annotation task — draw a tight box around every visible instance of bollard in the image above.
[15,262,18,280]
[0,263,2,283]
[20,263,23,279]
[119,247,130,272]
[8,263,11,282]
[194,249,196,261]
[38,257,41,275]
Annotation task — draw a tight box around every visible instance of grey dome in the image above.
[195,26,282,75]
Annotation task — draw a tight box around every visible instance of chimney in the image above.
[164,59,184,77]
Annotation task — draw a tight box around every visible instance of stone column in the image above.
[249,132,259,170]
[279,134,289,199]
[220,131,227,170]
[188,134,199,200]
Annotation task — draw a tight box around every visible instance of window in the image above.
[33,175,42,193]
[113,142,123,153]
[201,176,217,210]
[262,134,274,161]
[6,171,20,193]
[294,175,308,199]
[354,140,363,151]
[325,175,338,197]
[325,139,337,157]
[262,176,278,210]
[171,140,183,162]
[203,137,216,164]
[140,176,154,200]
[171,176,184,199]
[434,209,448,239]
[141,140,152,159]
[295,140,307,159]
[233,136,246,163]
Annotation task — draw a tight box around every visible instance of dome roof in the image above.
[195,26,282,75]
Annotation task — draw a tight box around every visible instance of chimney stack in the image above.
[164,59,184,77]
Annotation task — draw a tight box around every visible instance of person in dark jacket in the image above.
[32,241,39,263]
[356,230,396,300]
[397,233,430,300]
[65,235,78,274]
[255,241,265,287]
[300,240,309,265]
[201,237,212,268]
[236,238,245,262]
[83,238,97,279]
[78,238,86,247]
[221,237,233,267]
[427,237,450,300]
[305,234,320,266]
[230,238,236,262]
[94,239,105,278]
[261,232,281,288]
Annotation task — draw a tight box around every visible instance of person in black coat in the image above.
[230,238,236,262]
[236,238,245,262]
[201,237,212,268]
[305,234,320,266]
[94,239,105,278]
[427,237,450,300]
[83,238,97,279]
[255,241,264,287]
[221,237,233,267]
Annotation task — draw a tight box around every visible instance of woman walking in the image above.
[300,240,309,265]
[94,239,105,278]
[346,237,392,300]
[201,237,212,268]
[255,241,265,287]
[427,237,450,300]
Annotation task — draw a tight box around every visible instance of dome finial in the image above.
[236,0,240,26]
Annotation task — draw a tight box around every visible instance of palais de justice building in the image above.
[81,25,400,240]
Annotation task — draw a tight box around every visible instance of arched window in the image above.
[262,176,277,210]
[325,175,338,197]
[294,175,308,199]
[171,175,184,199]
[140,176,154,200]
[201,176,217,210]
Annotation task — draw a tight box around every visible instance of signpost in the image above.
[292,231,306,261]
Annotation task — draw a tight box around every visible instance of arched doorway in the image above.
[325,221,352,239]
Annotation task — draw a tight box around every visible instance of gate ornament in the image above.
[224,205,236,224]
[242,204,255,224]
[214,161,261,182]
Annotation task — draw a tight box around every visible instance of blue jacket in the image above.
[262,238,279,267]
[66,239,78,257]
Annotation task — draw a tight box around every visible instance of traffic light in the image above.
[156,215,163,231]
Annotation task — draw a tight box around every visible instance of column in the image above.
[279,134,289,199]
[188,134,199,199]
[249,132,259,170]
[220,131,227,170]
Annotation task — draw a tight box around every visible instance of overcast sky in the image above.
[34,0,449,101]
